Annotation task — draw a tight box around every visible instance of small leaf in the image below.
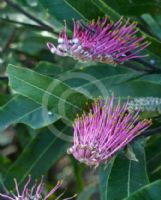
[124,145,139,162]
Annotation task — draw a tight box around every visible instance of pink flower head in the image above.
[67,97,151,167]
[0,176,76,200]
[47,17,149,66]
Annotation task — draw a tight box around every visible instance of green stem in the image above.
[70,156,85,192]
[3,0,58,36]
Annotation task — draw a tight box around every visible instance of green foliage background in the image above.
[0,0,161,199]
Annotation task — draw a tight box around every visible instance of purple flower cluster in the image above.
[0,176,76,200]
[47,17,149,65]
[67,97,151,167]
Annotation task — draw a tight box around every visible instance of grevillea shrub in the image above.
[1,1,161,200]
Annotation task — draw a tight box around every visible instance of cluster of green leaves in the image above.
[0,0,161,199]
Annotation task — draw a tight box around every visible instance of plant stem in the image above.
[0,17,45,31]
[3,0,58,35]
[70,156,85,192]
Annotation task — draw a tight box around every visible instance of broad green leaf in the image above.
[99,158,115,200]
[101,0,161,17]
[146,134,161,181]
[39,0,84,26]
[92,0,120,20]
[125,180,161,200]
[58,64,161,99]
[4,120,71,189]
[112,74,161,97]
[35,62,65,76]
[0,95,60,131]
[7,64,91,121]
[99,139,149,200]
[65,0,104,19]
[34,63,161,102]
[35,61,76,77]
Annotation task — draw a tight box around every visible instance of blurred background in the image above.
[0,0,161,199]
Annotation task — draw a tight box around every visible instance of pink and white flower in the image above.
[67,97,151,167]
[0,176,76,200]
[47,17,149,66]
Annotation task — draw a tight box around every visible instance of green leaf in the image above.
[7,64,91,121]
[124,180,161,200]
[146,134,161,181]
[114,73,161,97]
[35,62,143,91]
[33,63,161,109]
[59,64,161,98]
[99,158,115,200]
[141,14,161,40]
[65,0,105,20]
[0,156,11,174]
[99,139,149,200]
[39,0,84,26]
[101,0,161,17]
[35,61,75,77]
[0,95,60,131]
[92,0,120,20]
[35,61,65,76]
[145,35,161,62]
[4,120,71,189]
[0,95,12,107]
